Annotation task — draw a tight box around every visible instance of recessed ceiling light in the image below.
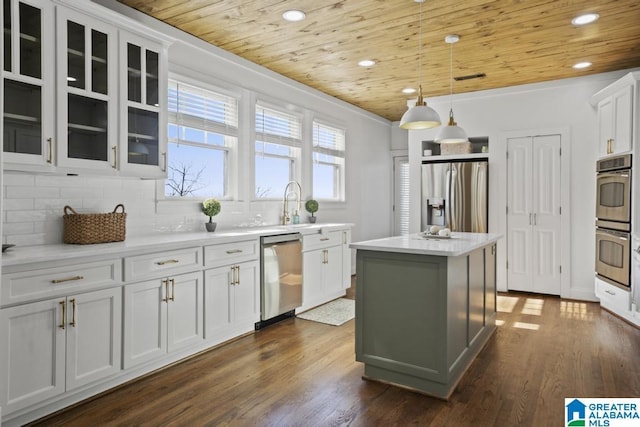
[282,10,306,22]
[402,88,416,94]
[573,61,592,69]
[571,13,599,26]
[358,59,375,67]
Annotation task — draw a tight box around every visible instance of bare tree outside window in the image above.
[166,162,206,196]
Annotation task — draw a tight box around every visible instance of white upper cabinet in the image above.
[3,0,170,177]
[2,0,55,170]
[118,31,167,178]
[592,73,637,157]
[56,7,118,173]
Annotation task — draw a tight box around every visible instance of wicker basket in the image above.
[63,204,126,244]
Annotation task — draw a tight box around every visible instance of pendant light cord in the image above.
[418,1,422,86]
[449,39,453,112]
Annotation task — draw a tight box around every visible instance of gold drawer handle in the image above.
[320,237,330,241]
[156,259,179,266]
[605,290,616,296]
[51,275,84,284]
[226,249,243,254]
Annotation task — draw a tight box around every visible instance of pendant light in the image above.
[435,35,468,143]
[399,0,441,130]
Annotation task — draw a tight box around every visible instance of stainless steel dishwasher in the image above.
[257,233,303,329]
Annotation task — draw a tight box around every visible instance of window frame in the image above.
[253,101,303,201]
[158,71,241,204]
[311,118,346,202]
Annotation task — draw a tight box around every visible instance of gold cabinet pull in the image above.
[156,259,179,266]
[59,301,66,330]
[70,298,77,327]
[161,279,169,302]
[47,137,53,164]
[51,275,84,284]
[111,146,117,169]
[343,232,347,244]
[170,278,175,301]
[320,237,330,241]
[226,249,243,254]
[235,266,240,286]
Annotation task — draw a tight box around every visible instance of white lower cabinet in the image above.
[0,287,122,414]
[302,244,343,311]
[123,271,203,369]
[204,260,260,342]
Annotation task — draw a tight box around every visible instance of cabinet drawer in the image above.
[204,239,258,268]
[1,259,122,307]
[303,230,342,251]
[124,247,202,282]
[596,277,630,313]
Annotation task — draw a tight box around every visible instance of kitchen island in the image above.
[350,232,501,399]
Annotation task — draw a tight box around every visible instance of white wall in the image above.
[407,68,640,301]
[1,0,392,247]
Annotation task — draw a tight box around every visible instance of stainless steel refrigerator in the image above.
[421,158,488,233]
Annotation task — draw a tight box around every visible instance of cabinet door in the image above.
[234,260,260,325]
[123,279,167,369]
[118,31,167,177]
[341,229,352,289]
[65,287,122,391]
[612,85,633,154]
[0,299,65,413]
[167,271,203,352]
[203,265,233,339]
[302,249,324,309]
[324,245,343,296]
[597,97,613,156]
[531,135,562,295]
[507,137,533,291]
[468,248,485,345]
[56,7,117,172]
[3,0,55,169]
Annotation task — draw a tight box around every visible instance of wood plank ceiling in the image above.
[118,0,640,121]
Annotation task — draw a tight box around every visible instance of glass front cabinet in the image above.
[56,6,117,173]
[118,32,167,177]
[3,0,168,177]
[2,0,54,170]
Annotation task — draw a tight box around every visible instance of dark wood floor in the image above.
[31,283,640,427]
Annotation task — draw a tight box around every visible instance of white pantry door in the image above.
[507,134,562,295]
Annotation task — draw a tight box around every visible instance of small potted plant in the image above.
[305,199,319,223]
[202,198,221,232]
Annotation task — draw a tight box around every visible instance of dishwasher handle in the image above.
[261,233,301,245]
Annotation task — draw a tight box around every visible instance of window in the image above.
[165,79,238,198]
[255,104,301,198]
[312,121,345,200]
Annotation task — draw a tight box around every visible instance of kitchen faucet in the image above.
[282,181,302,225]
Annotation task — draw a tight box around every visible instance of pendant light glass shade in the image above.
[435,35,468,143]
[399,1,441,130]
[435,109,468,143]
[400,85,441,129]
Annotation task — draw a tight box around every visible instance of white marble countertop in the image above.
[2,223,353,268]
[350,232,501,257]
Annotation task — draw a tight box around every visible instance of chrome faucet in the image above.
[282,181,302,225]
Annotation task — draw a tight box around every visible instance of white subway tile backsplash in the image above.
[6,186,59,199]
[60,187,104,199]
[6,210,50,223]
[4,222,34,235]
[4,173,35,186]
[3,198,34,211]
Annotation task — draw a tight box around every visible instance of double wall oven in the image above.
[595,154,632,288]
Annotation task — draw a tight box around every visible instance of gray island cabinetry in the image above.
[350,232,501,399]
